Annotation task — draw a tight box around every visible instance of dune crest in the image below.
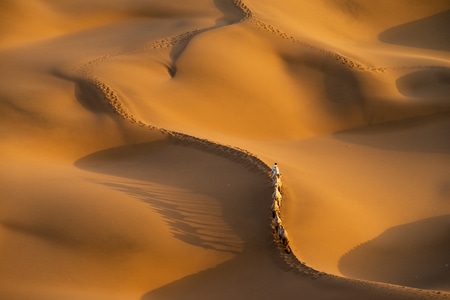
[1,0,449,299]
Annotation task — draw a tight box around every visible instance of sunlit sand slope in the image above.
[0,0,449,299]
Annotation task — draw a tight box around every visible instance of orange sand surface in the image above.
[1,1,449,299]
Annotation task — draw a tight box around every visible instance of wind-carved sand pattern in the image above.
[75,43,324,281]
[232,0,382,71]
[75,71,324,275]
[87,178,245,253]
[242,3,449,72]
[73,0,449,288]
[252,20,385,72]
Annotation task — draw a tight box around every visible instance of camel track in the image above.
[73,0,450,289]
[75,0,449,78]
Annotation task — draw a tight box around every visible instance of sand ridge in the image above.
[76,0,449,77]
[72,0,450,141]
[1,0,449,299]
[72,0,450,288]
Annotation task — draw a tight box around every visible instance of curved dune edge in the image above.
[75,68,449,299]
[73,7,325,279]
[338,215,450,290]
[74,75,449,297]
[238,1,449,72]
[69,0,449,297]
[79,68,320,275]
[73,0,450,80]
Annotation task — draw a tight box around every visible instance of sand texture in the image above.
[1,0,449,299]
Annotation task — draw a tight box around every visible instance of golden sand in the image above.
[1,1,449,299]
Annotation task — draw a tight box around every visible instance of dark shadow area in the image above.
[75,141,449,299]
[331,0,366,18]
[50,69,114,114]
[168,0,244,76]
[85,178,243,253]
[141,247,320,300]
[282,51,366,120]
[379,10,450,51]
[339,215,450,291]
[213,0,245,26]
[396,68,450,98]
[141,243,433,300]
[74,79,114,114]
[333,111,450,153]
[75,140,271,253]
[323,64,364,115]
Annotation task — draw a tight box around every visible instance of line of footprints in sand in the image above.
[73,0,448,275]
[77,0,443,93]
[83,64,326,276]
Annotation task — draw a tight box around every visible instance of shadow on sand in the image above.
[396,68,450,98]
[332,111,450,154]
[74,139,327,299]
[75,140,447,299]
[167,0,244,76]
[338,215,450,291]
[379,9,450,51]
[75,139,271,254]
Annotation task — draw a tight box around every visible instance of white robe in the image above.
[271,164,280,177]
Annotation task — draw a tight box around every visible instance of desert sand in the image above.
[1,0,449,299]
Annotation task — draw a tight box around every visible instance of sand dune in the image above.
[1,0,449,299]
[339,214,450,290]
